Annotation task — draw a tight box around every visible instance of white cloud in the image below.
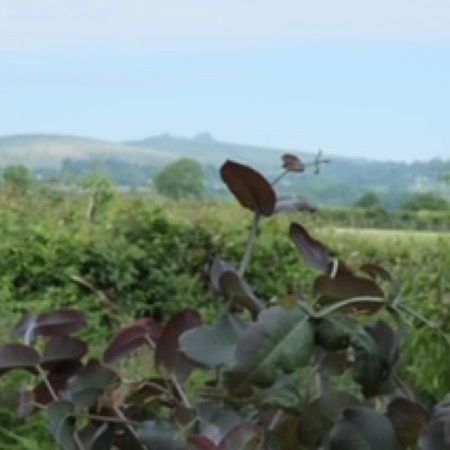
[0,0,449,50]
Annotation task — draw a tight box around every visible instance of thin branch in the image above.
[114,406,147,450]
[144,336,192,409]
[239,213,261,277]
[314,296,387,319]
[36,365,58,401]
[271,170,289,186]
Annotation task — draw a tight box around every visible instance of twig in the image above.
[239,213,261,277]
[271,170,289,186]
[114,406,147,450]
[144,336,192,409]
[36,365,58,401]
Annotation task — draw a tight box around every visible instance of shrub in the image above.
[1,154,449,449]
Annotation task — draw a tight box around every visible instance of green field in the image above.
[0,191,449,448]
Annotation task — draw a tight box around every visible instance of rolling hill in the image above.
[0,132,448,207]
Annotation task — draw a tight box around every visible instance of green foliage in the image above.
[0,155,449,448]
[354,192,382,208]
[154,158,207,200]
[2,164,34,194]
[403,192,449,211]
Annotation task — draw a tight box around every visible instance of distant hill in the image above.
[0,134,175,169]
[0,132,449,207]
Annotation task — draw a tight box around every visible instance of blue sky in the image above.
[0,1,449,161]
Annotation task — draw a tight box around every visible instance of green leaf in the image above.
[352,321,399,398]
[180,314,247,368]
[228,306,314,391]
[65,359,118,408]
[47,401,77,450]
[137,420,185,450]
[298,391,361,448]
[326,407,400,450]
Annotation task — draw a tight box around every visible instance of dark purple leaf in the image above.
[79,423,114,450]
[298,391,361,448]
[190,435,220,450]
[41,336,88,372]
[314,265,384,313]
[352,321,399,398]
[282,153,305,172]
[289,223,332,273]
[220,160,276,216]
[103,318,163,363]
[0,343,40,377]
[210,258,264,316]
[16,310,87,342]
[218,424,263,450]
[155,309,202,382]
[387,397,429,449]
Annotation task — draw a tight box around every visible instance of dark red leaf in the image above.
[210,258,264,315]
[155,310,202,382]
[220,160,276,216]
[41,336,88,372]
[16,310,87,342]
[218,423,263,450]
[282,153,305,172]
[0,344,40,377]
[289,223,332,273]
[103,319,163,363]
[387,397,429,449]
[314,265,384,312]
[190,435,220,450]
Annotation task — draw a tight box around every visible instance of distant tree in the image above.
[354,192,381,209]
[402,192,449,211]
[80,172,115,222]
[2,164,34,194]
[154,159,206,200]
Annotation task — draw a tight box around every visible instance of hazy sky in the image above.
[1,0,449,161]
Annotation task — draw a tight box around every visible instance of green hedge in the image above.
[0,193,449,447]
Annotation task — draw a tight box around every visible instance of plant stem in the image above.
[114,406,147,450]
[36,365,58,401]
[239,213,261,277]
[144,336,192,409]
[268,410,284,431]
[271,170,289,186]
[314,296,387,319]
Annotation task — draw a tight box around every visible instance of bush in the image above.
[1,155,449,449]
